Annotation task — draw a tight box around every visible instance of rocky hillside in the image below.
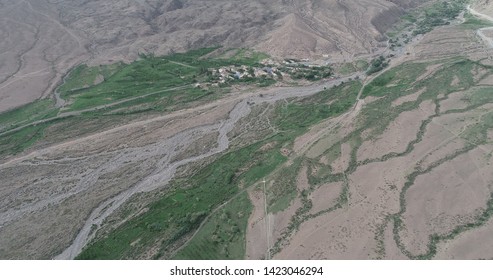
[472,0,493,16]
[0,0,429,113]
[57,0,428,60]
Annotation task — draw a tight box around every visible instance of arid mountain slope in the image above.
[256,0,403,60]
[472,0,493,16]
[0,0,426,112]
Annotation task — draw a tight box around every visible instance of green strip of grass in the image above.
[461,11,492,30]
[77,138,286,260]
[0,99,58,132]
[172,192,253,260]
[0,123,50,157]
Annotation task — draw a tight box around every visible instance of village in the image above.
[202,58,333,87]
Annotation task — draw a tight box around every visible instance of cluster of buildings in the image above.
[207,65,282,85]
[195,58,332,88]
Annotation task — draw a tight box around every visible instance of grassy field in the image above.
[461,11,492,30]
[64,49,215,111]
[0,123,51,158]
[362,61,429,98]
[172,192,253,260]
[337,60,369,75]
[275,82,361,133]
[58,63,124,96]
[267,158,302,214]
[468,87,493,107]
[0,99,58,133]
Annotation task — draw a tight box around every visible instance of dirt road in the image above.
[468,5,493,48]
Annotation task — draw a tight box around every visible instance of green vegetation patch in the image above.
[460,111,493,145]
[0,99,58,133]
[61,47,271,112]
[59,63,124,96]
[173,192,253,260]
[77,138,287,260]
[269,190,298,214]
[361,59,486,139]
[366,56,389,75]
[468,87,493,106]
[337,60,368,75]
[227,48,270,66]
[461,11,493,30]
[275,81,361,132]
[412,0,467,36]
[0,123,50,157]
[267,158,302,214]
[387,0,467,47]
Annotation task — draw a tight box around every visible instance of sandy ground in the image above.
[434,146,493,260]
[330,143,351,174]
[309,182,344,215]
[439,89,471,112]
[391,88,426,107]
[435,218,493,259]
[0,1,88,112]
[401,149,492,256]
[357,100,435,162]
[274,205,380,259]
[245,187,269,260]
[478,73,493,85]
[274,153,415,259]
